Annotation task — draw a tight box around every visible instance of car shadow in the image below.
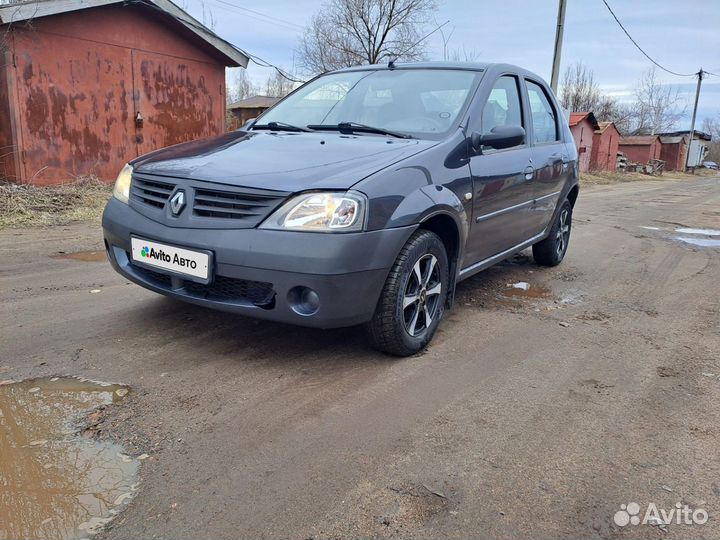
[107,250,549,364]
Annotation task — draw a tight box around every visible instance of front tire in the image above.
[366,230,449,356]
[532,199,572,266]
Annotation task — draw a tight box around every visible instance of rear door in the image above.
[523,78,569,235]
[464,74,535,265]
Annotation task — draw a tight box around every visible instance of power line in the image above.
[600,0,695,77]
[138,1,304,83]
[207,0,304,31]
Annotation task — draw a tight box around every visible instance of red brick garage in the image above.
[0,0,248,185]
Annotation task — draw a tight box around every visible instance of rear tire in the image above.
[366,230,449,356]
[532,199,572,266]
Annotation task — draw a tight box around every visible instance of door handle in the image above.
[523,165,535,180]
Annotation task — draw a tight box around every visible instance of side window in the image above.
[481,76,523,147]
[525,80,559,144]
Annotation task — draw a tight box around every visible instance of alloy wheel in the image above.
[556,208,570,258]
[402,254,442,337]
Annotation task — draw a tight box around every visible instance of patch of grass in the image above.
[581,168,717,185]
[0,176,112,228]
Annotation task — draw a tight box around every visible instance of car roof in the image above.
[332,61,548,84]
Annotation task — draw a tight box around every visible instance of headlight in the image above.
[260,191,366,232]
[112,163,133,204]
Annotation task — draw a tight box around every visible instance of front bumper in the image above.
[102,198,416,328]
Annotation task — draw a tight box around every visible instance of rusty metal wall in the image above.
[570,120,594,173]
[133,50,224,155]
[590,126,619,171]
[5,5,227,185]
[620,141,662,165]
[0,50,16,180]
[660,141,687,171]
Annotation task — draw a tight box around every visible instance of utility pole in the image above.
[550,0,568,93]
[684,69,704,172]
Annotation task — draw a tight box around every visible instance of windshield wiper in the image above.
[307,122,413,139]
[250,121,313,133]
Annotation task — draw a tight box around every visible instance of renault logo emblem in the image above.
[169,190,186,216]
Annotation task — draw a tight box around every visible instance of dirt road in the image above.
[2,175,719,539]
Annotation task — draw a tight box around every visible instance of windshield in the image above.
[257,69,481,139]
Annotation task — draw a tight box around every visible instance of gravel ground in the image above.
[1,175,719,539]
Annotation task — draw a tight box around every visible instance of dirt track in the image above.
[2,175,719,539]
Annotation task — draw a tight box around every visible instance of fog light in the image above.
[288,286,320,316]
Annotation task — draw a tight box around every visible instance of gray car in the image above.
[102,62,579,356]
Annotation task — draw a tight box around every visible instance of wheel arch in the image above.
[418,211,461,308]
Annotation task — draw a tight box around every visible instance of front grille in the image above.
[184,276,275,306]
[132,264,275,307]
[130,175,175,208]
[192,187,286,225]
[129,172,288,227]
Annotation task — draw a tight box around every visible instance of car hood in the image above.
[132,130,437,192]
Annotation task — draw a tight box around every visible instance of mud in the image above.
[52,250,107,262]
[0,378,137,540]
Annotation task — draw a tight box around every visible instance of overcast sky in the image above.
[184,0,720,129]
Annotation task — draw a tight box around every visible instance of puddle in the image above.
[501,282,552,300]
[675,228,720,236]
[675,237,720,248]
[0,377,138,540]
[52,250,107,262]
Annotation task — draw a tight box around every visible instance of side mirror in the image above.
[472,125,526,153]
[241,118,257,131]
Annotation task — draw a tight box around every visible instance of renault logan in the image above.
[103,62,579,356]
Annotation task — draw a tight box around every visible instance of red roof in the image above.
[596,121,619,134]
[569,112,599,130]
[620,136,660,146]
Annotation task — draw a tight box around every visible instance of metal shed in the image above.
[568,112,599,173]
[590,121,620,172]
[0,0,248,184]
[227,95,281,130]
[618,135,662,165]
[659,135,688,171]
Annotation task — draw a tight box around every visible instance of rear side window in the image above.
[526,80,559,144]
[481,75,523,148]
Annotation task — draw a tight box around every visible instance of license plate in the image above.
[130,237,210,281]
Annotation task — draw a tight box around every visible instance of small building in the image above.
[227,95,281,130]
[568,112,599,173]
[659,130,711,168]
[618,135,662,165]
[590,121,621,171]
[0,0,248,185]
[659,135,688,171]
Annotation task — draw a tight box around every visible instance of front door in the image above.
[464,74,535,266]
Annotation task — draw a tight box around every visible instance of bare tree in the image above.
[297,0,437,74]
[702,114,720,162]
[199,0,217,31]
[629,67,686,135]
[226,69,256,104]
[263,70,295,98]
[559,62,632,133]
[559,63,604,113]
